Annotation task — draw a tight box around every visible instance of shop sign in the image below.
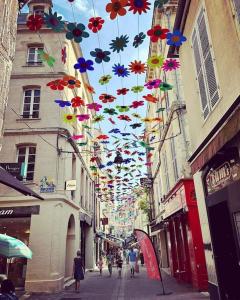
[65,180,77,191]
[40,176,55,193]
[163,187,186,219]
[140,177,152,187]
[0,163,22,179]
[0,205,40,218]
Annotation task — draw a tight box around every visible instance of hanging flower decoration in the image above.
[97,135,109,140]
[62,75,81,89]
[117,88,129,95]
[145,79,162,89]
[154,0,169,8]
[130,123,142,129]
[84,83,95,94]
[71,96,85,107]
[166,30,187,46]
[99,75,112,85]
[147,25,169,42]
[54,100,71,107]
[128,60,146,74]
[26,14,44,31]
[86,103,102,112]
[76,114,90,121]
[143,94,158,103]
[38,50,55,67]
[72,135,85,140]
[128,0,151,14]
[147,55,164,68]
[133,32,146,48]
[103,108,118,115]
[112,63,130,77]
[110,35,129,53]
[131,86,144,93]
[93,115,105,123]
[162,59,180,71]
[118,115,132,122]
[109,128,121,134]
[90,48,111,64]
[88,17,105,33]
[74,57,94,73]
[132,113,142,118]
[63,114,76,123]
[116,106,130,113]
[130,100,144,108]
[159,82,173,91]
[109,118,116,124]
[99,94,116,103]
[106,0,128,20]
[66,23,89,43]
[47,79,66,90]
[156,108,165,113]
[44,9,64,32]
[61,47,67,64]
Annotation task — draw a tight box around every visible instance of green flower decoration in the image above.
[159,82,173,91]
[156,108,165,113]
[93,115,104,123]
[38,50,55,67]
[82,124,91,129]
[77,142,88,146]
[90,166,97,171]
[44,9,65,32]
[99,74,112,85]
[131,86,144,93]
[154,0,169,8]
[116,106,130,112]
[66,23,89,43]
[103,108,118,115]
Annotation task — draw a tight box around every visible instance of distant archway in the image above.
[65,214,76,278]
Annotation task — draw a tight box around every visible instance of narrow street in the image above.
[23,266,210,300]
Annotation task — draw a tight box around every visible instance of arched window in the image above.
[17,144,37,181]
[33,5,45,16]
[22,86,41,119]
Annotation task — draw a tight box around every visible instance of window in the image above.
[170,138,179,181]
[27,46,43,65]
[192,7,219,119]
[33,5,45,16]
[232,0,240,23]
[162,151,170,192]
[22,88,40,119]
[17,145,36,181]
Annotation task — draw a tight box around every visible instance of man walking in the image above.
[128,248,137,278]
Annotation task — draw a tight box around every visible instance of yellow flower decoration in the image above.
[63,114,76,123]
[132,113,142,118]
[142,117,153,123]
[147,55,164,68]
[99,75,112,85]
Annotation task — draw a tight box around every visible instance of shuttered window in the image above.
[232,0,240,22]
[192,7,219,119]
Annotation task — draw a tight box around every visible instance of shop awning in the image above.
[0,167,44,200]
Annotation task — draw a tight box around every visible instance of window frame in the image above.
[162,150,170,192]
[33,5,45,16]
[17,145,36,182]
[22,87,41,119]
[27,45,43,66]
[170,137,179,182]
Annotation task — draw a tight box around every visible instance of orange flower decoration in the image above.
[84,83,95,94]
[62,75,81,89]
[128,60,146,74]
[71,96,85,107]
[143,94,158,103]
[106,0,128,20]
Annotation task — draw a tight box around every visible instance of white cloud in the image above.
[75,0,89,12]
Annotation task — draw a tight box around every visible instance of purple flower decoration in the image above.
[112,63,130,77]
[74,57,94,73]
[145,79,162,89]
[86,102,102,112]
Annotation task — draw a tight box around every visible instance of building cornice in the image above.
[11,72,67,79]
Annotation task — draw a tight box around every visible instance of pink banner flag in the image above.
[134,229,161,280]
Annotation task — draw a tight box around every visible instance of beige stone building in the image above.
[0,0,96,293]
[173,0,240,299]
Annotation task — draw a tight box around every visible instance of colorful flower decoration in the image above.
[159,82,173,91]
[61,47,67,64]
[72,135,85,140]
[128,60,146,74]
[26,14,44,31]
[37,50,55,67]
[162,59,180,71]
[130,100,144,108]
[133,32,146,48]
[47,79,66,90]
[84,83,95,94]
[112,63,130,77]
[76,114,90,121]
[147,25,169,42]
[128,0,150,14]
[97,135,109,140]
[106,0,128,20]
[71,96,85,107]
[147,55,164,68]
[109,35,129,53]
[156,108,165,113]
[109,128,121,134]
[145,79,162,89]
[103,108,118,115]
[166,30,187,46]
[118,115,132,122]
[54,100,71,107]
[132,113,142,118]
[117,88,129,95]
[44,9,64,32]
[74,57,94,73]
[99,75,112,85]
[154,0,169,8]
[116,106,130,113]
[88,17,105,33]
[143,94,158,103]
[63,75,81,89]
[93,115,105,122]
[90,48,111,64]
[86,103,102,112]
[109,118,116,124]
[63,114,76,123]
[77,142,88,147]
[99,94,116,103]
[130,123,142,129]
[66,23,89,43]
[131,86,144,93]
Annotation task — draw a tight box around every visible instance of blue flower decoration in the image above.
[110,35,129,53]
[99,164,106,169]
[133,32,146,48]
[121,133,131,136]
[54,100,71,107]
[138,152,145,156]
[74,57,94,73]
[123,158,132,164]
[90,48,111,64]
[166,30,187,47]
[66,23,89,43]
[107,161,113,166]
[109,128,121,134]
[100,141,110,144]
[44,9,64,32]
[112,63,130,77]
[130,123,142,129]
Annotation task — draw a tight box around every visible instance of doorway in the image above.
[65,215,75,278]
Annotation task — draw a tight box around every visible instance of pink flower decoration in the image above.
[130,100,144,108]
[86,102,102,111]
[109,118,115,124]
[162,59,180,71]
[61,47,67,64]
[144,79,162,89]
[72,135,84,140]
[76,114,90,121]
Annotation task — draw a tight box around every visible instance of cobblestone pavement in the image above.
[21,265,210,300]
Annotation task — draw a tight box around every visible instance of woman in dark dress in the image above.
[72,250,84,293]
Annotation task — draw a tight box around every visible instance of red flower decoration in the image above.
[128,60,146,74]
[71,96,85,107]
[97,135,109,140]
[147,25,169,42]
[88,17,105,33]
[27,14,44,31]
[106,0,128,20]
[128,0,150,14]
[109,118,116,124]
[99,93,116,103]
[117,88,129,95]
[47,79,66,90]
[61,47,67,64]
[84,83,95,94]
[143,94,158,103]
[130,100,144,108]
[118,115,132,122]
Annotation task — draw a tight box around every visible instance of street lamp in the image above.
[113,151,124,173]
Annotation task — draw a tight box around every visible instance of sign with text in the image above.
[65,180,77,191]
[40,176,55,193]
[0,205,40,218]
[0,163,22,179]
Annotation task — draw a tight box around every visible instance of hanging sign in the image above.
[140,177,152,187]
[65,180,77,191]
[0,163,22,179]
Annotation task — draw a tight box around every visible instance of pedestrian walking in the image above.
[128,248,137,278]
[0,279,18,300]
[106,251,114,277]
[116,256,123,278]
[139,251,144,266]
[72,250,84,293]
[97,256,103,276]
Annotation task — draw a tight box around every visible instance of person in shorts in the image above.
[128,248,137,278]
[116,256,123,278]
